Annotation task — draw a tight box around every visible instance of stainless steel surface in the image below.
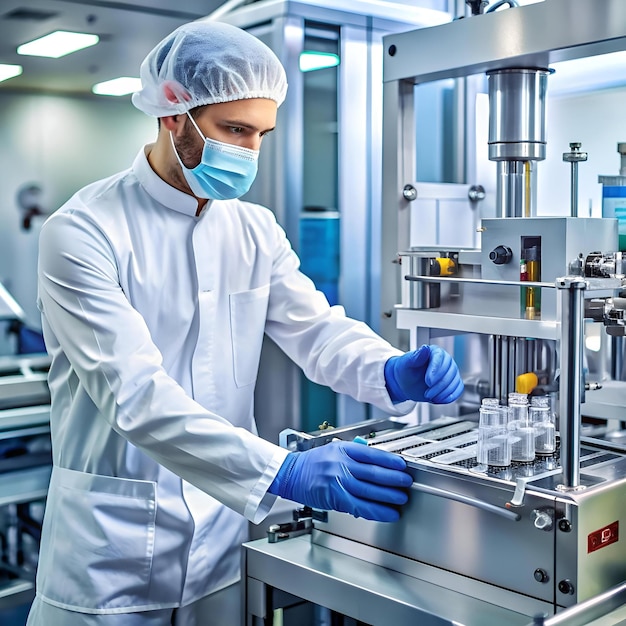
[302,417,626,609]
[488,69,549,162]
[0,355,51,410]
[243,534,535,625]
[383,0,626,84]
[0,466,51,508]
[396,307,558,340]
[498,160,538,218]
[480,217,618,319]
[399,219,619,326]
[582,380,626,424]
[406,182,482,249]
[0,406,49,432]
[0,353,51,608]
[557,278,586,490]
[410,478,520,521]
[312,529,551,619]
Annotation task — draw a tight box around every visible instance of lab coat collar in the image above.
[133,147,207,218]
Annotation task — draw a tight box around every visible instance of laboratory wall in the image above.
[537,85,626,217]
[0,92,154,351]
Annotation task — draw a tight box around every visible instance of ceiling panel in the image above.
[0,0,229,95]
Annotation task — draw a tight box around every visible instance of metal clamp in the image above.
[293,506,328,523]
[267,507,328,543]
[267,518,313,543]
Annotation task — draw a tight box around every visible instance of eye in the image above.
[229,126,245,134]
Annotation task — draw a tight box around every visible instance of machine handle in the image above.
[410,481,521,522]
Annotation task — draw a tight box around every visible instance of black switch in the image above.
[489,245,513,265]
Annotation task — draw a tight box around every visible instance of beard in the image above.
[169,118,204,193]
[176,118,203,168]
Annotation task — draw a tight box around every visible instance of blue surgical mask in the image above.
[170,112,259,200]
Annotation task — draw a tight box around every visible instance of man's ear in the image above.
[160,115,181,131]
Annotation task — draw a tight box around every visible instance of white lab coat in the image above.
[34,147,413,614]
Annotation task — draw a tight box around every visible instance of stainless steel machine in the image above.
[242,1,626,624]
[0,285,51,613]
[244,272,626,624]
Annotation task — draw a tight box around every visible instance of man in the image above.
[27,21,463,626]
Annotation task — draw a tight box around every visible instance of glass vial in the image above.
[530,395,556,455]
[477,399,511,468]
[508,392,535,462]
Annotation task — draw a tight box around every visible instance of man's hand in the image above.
[384,345,464,404]
[268,441,412,522]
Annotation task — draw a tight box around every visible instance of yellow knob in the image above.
[435,257,456,276]
[516,372,538,395]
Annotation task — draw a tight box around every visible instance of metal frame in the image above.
[379,0,626,346]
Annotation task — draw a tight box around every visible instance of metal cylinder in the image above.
[507,336,517,396]
[571,161,579,217]
[611,336,624,381]
[496,160,538,217]
[491,335,502,402]
[558,278,586,489]
[407,256,440,309]
[488,68,550,161]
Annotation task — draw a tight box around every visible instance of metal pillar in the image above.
[557,277,586,490]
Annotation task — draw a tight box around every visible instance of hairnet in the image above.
[132,21,288,117]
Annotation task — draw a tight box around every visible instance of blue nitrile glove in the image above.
[384,344,464,404]
[268,441,412,522]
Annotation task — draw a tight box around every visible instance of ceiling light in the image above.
[17,31,99,58]
[0,64,23,83]
[299,51,340,73]
[92,77,142,97]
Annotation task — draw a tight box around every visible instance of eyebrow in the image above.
[222,119,276,134]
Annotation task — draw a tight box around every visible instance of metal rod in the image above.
[558,277,586,489]
[508,336,516,396]
[490,335,497,399]
[524,161,532,217]
[404,275,555,288]
[501,336,508,400]
[571,161,579,217]
[526,338,535,373]
[563,142,587,218]
[611,336,624,381]
[410,481,521,521]
[498,336,504,402]
[494,335,502,401]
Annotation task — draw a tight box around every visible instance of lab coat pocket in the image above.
[38,467,157,612]
[229,284,270,388]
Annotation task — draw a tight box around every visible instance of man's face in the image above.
[176,98,277,169]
